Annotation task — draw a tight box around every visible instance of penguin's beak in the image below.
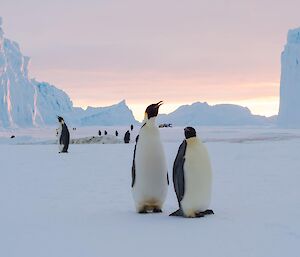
[155,101,163,108]
[184,127,191,133]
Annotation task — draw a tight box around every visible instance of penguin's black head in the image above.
[57,116,64,123]
[145,101,163,119]
[184,127,196,139]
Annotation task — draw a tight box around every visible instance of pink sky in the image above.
[2,0,300,120]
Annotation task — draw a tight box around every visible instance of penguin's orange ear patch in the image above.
[144,112,148,120]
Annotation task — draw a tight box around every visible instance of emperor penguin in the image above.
[124,130,130,144]
[131,101,169,213]
[57,116,70,153]
[170,127,214,218]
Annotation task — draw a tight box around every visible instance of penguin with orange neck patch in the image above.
[131,101,169,213]
[170,127,214,218]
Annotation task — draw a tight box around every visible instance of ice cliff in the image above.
[278,27,300,127]
[0,18,137,128]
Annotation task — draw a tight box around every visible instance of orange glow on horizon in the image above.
[31,68,280,122]
[73,96,279,122]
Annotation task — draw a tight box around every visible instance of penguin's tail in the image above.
[169,209,184,217]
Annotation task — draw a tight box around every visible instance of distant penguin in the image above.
[124,130,130,143]
[170,127,213,218]
[57,116,70,153]
[104,130,108,135]
[115,130,119,137]
[131,101,169,213]
[98,130,101,136]
[130,124,134,131]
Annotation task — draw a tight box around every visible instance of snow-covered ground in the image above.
[0,127,299,257]
[2,125,300,144]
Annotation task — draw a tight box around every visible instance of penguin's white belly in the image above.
[132,134,168,208]
[181,141,212,215]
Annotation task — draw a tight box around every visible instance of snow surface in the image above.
[0,127,299,257]
[278,27,300,127]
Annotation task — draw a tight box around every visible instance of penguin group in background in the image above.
[124,130,130,143]
[131,101,169,213]
[170,127,213,218]
[57,116,70,153]
[104,130,108,135]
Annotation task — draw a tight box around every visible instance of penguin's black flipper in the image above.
[131,135,139,187]
[173,140,187,204]
[169,209,184,217]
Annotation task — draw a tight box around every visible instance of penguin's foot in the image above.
[196,209,214,217]
[203,209,214,215]
[153,208,162,213]
[169,209,184,217]
[138,210,148,214]
[138,207,162,214]
[195,212,205,218]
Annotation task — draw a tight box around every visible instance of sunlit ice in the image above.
[32,68,280,122]
[72,96,279,122]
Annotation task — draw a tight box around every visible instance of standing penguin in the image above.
[115,130,119,137]
[57,116,70,153]
[124,130,130,143]
[131,101,169,213]
[170,127,213,218]
[104,130,108,135]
